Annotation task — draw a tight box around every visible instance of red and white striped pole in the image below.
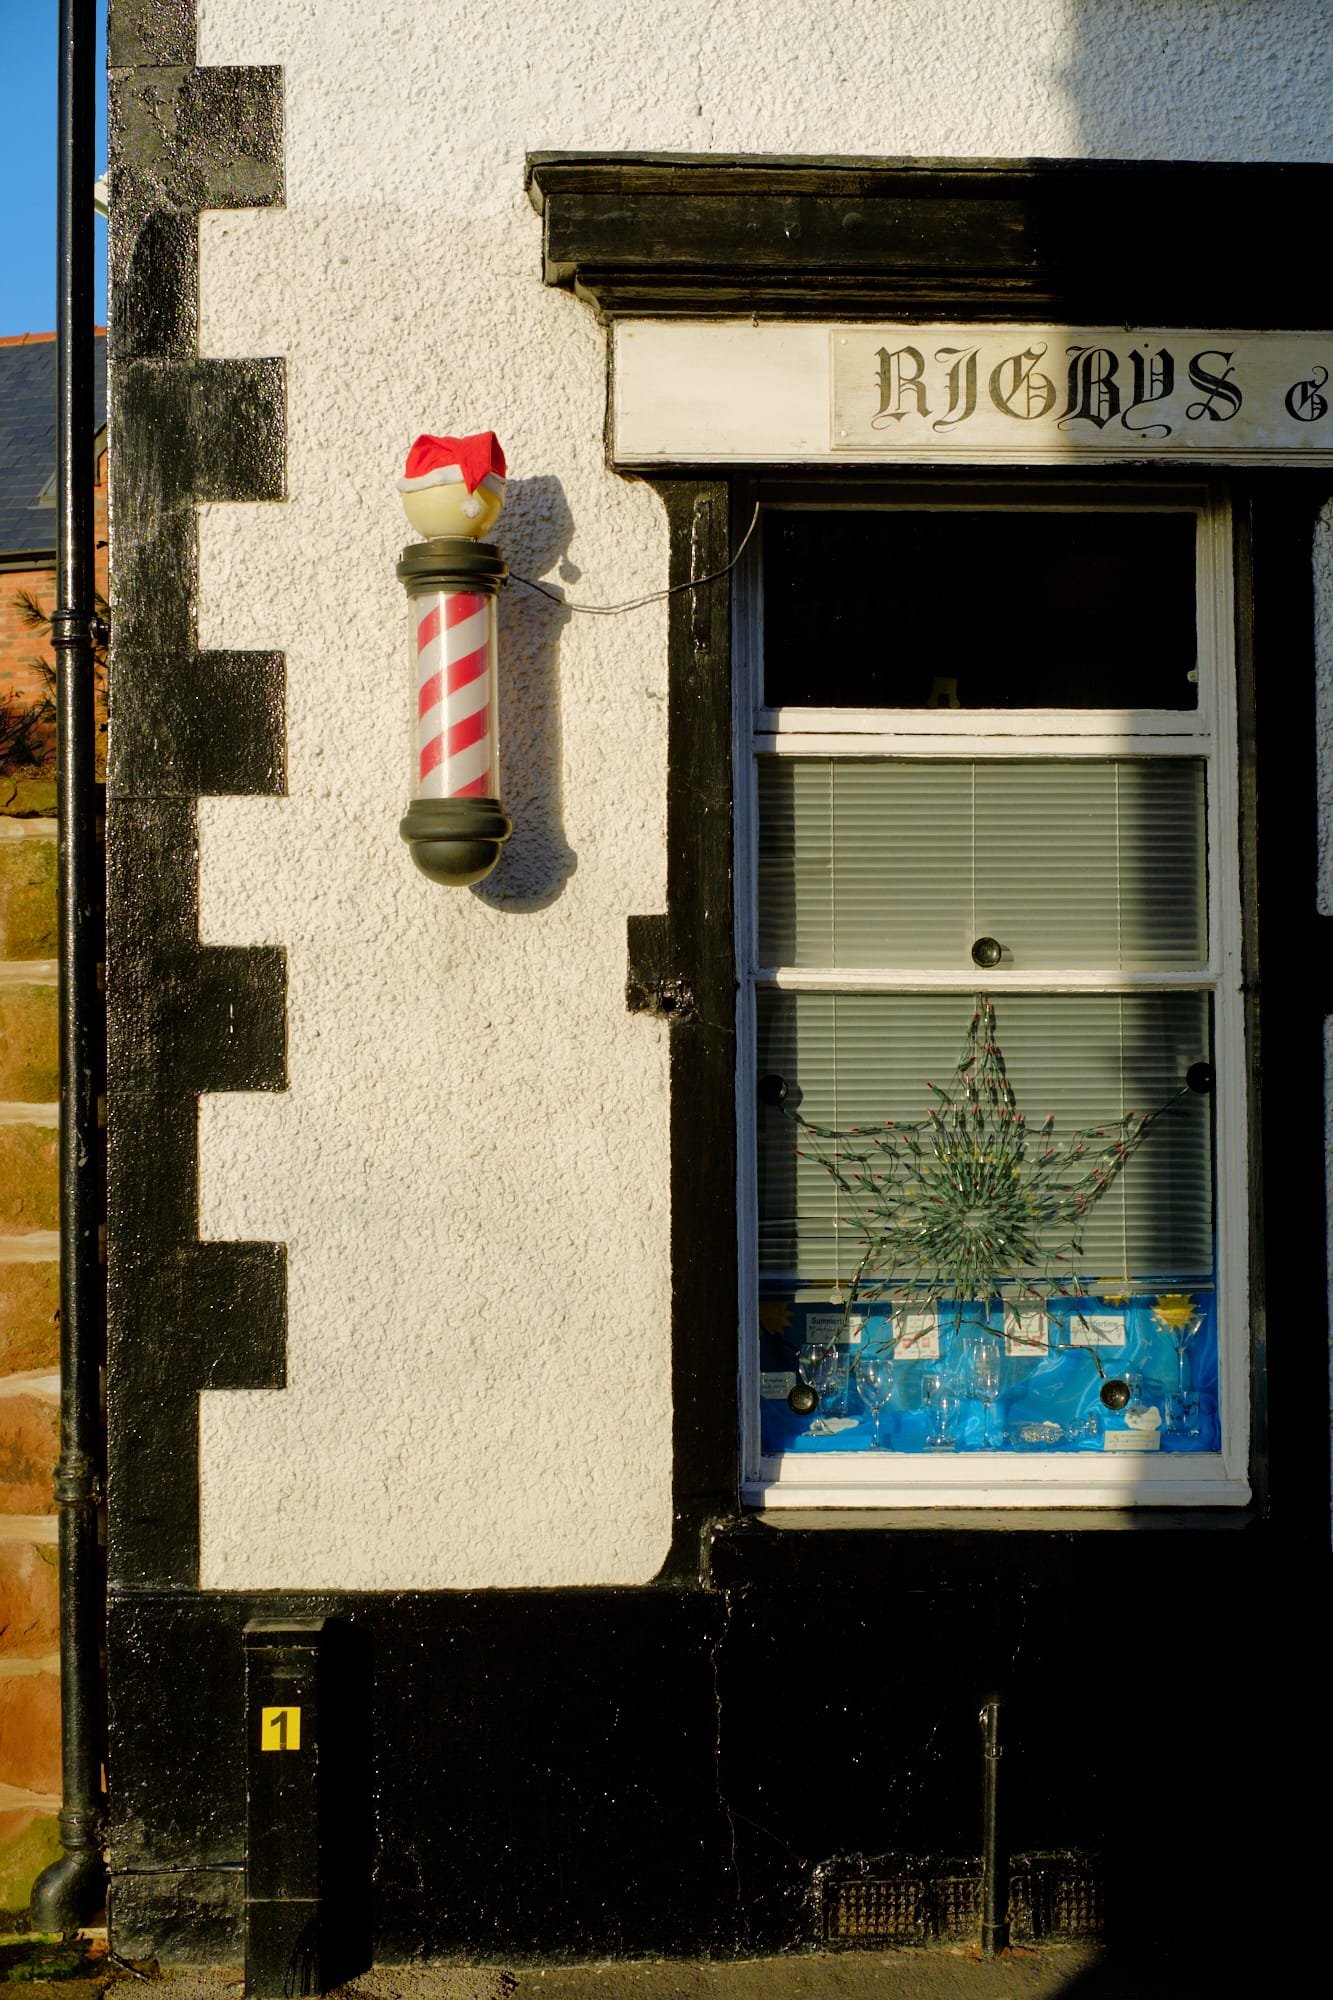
[414,587,498,803]
[396,432,511,885]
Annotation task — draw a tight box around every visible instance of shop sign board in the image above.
[612,322,1333,465]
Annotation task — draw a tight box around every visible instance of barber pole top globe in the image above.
[397,431,507,540]
[396,432,512,886]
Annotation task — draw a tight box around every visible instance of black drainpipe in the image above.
[978,1695,1009,1959]
[30,0,107,1933]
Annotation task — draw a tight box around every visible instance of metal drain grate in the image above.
[820,1852,1104,1948]
[1022,1853,1104,1941]
[933,1873,982,1941]
[826,1874,930,1945]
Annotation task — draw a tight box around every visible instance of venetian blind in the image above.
[758,758,1208,971]
[756,989,1213,1286]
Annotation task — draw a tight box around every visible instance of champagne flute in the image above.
[973,1340,1004,1450]
[923,1369,959,1450]
[921,1368,944,1446]
[855,1352,895,1449]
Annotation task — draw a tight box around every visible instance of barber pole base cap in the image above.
[396,537,511,885]
[399,795,512,887]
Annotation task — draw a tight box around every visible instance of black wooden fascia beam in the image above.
[526,153,1333,326]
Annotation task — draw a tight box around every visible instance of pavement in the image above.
[6,1932,1290,1997]
[130,1947,1222,2000]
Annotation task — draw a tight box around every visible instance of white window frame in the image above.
[735,477,1250,1510]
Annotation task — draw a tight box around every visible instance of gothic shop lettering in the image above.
[988,348,1057,422]
[1184,351,1243,423]
[867,338,1316,439]
[1285,366,1329,423]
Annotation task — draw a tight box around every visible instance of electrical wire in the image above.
[507,502,761,616]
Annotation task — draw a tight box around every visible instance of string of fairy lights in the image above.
[766,993,1212,1405]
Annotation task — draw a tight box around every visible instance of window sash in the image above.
[756,988,1214,1288]
[757,756,1208,974]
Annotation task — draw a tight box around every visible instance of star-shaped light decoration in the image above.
[779,995,1201,1357]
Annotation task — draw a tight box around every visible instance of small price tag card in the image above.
[760,1371,796,1400]
[1005,1309,1050,1358]
[1067,1313,1128,1348]
[803,1311,844,1348]
[894,1309,940,1361]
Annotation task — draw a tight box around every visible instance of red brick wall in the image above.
[0,823,61,1916]
[1,444,108,772]
[0,572,53,716]
[0,423,108,1919]
[0,811,61,1915]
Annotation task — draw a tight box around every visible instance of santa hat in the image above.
[398,431,507,503]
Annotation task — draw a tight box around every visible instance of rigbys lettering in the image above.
[873,345,929,425]
[851,337,1307,437]
[1185,351,1242,422]
[1059,347,1121,430]
[1285,365,1328,423]
[933,347,979,430]
[1122,345,1176,437]
[988,346,1056,420]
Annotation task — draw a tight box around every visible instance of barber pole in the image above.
[396,432,512,886]
[415,588,498,801]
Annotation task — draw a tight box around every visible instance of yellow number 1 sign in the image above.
[260,1706,301,1751]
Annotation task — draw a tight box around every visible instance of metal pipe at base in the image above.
[979,1693,1009,1959]
[29,1839,104,1937]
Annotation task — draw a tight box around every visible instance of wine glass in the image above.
[797,1342,842,1436]
[1155,1308,1205,1437]
[973,1340,1004,1450]
[795,1342,827,1424]
[812,1344,847,1434]
[855,1352,895,1449]
[930,1381,961,1449]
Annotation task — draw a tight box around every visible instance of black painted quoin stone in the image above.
[107,43,1333,1972]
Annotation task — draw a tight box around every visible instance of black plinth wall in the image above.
[108,1529,1326,1963]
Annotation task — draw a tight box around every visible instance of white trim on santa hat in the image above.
[396,466,507,499]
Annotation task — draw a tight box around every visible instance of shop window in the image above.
[739,481,1247,1508]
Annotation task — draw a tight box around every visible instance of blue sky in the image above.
[0,1,108,335]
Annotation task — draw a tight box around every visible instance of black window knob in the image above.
[971,936,1003,969]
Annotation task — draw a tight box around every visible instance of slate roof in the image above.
[0,333,107,562]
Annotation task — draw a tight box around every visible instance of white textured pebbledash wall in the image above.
[188,0,1333,1588]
